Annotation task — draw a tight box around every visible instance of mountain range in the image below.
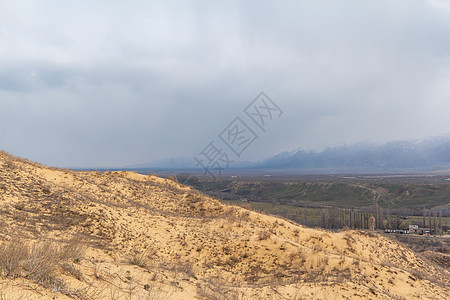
[261,135,450,172]
[127,134,450,173]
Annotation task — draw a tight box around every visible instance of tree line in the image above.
[290,204,446,233]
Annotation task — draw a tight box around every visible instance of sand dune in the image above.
[0,151,448,299]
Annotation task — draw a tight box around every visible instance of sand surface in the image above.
[0,151,449,299]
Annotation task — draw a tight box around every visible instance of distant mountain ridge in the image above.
[261,134,450,172]
[125,156,196,169]
[127,134,450,173]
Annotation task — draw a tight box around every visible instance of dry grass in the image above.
[393,235,449,254]
[0,238,85,295]
[128,252,150,268]
[128,246,157,269]
[258,230,271,241]
[0,238,29,278]
[197,277,243,300]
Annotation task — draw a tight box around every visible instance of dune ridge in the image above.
[0,151,448,299]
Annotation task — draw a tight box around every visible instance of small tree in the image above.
[388,217,403,230]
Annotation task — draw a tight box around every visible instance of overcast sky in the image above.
[1,0,450,167]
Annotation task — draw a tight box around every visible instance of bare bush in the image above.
[258,230,271,241]
[128,246,156,268]
[393,235,449,254]
[25,243,63,289]
[129,252,150,268]
[0,238,28,278]
[61,236,86,262]
[0,238,86,295]
[197,278,242,300]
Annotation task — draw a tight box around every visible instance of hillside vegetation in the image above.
[0,151,449,299]
[185,177,450,209]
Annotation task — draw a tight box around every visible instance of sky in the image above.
[1,0,450,168]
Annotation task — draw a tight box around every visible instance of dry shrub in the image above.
[176,261,196,278]
[289,248,306,265]
[0,238,86,294]
[68,281,107,300]
[128,246,156,268]
[394,235,449,254]
[0,240,65,290]
[410,268,426,281]
[166,176,177,183]
[258,230,271,241]
[2,159,15,170]
[197,277,242,300]
[221,207,240,222]
[240,210,250,221]
[137,282,173,300]
[129,252,150,268]
[61,236,86,262]
[25,243,61,285]
[0,238,28,278]
[62,263,83,280]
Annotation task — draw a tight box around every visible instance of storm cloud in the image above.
[1,0,450,167]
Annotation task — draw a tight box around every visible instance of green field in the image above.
[173,174,450,231]
[182,175,450,209]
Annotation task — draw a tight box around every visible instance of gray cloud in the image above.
[1,0,450,167]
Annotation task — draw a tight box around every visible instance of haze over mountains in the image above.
[262,134,450,173]
[128,134,450,173]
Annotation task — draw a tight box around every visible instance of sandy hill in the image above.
[0,151,449,299]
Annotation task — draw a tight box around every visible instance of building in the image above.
[409,225,419,233]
